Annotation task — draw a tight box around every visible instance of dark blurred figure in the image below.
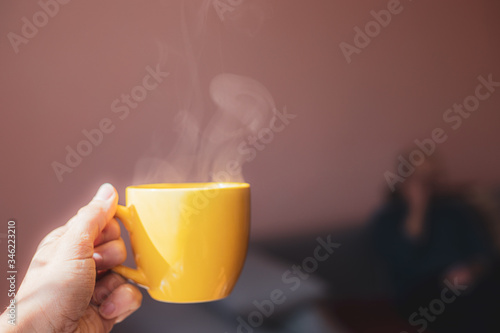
[370,154,500,333]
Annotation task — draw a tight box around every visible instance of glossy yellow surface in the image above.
[113,182,250,303]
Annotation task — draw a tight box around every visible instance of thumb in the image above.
[64,183,118,259]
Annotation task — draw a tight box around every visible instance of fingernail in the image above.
[93,252,103,267]
[100,300,116,317]
[94,183,114,201]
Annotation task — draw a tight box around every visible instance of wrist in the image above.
[0,297,52,333]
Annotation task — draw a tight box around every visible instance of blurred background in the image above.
[1,0,500,332]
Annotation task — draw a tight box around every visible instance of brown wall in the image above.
[1,0,500,307]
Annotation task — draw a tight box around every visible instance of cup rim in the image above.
[127,182,250,191]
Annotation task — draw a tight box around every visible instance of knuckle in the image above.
[110,273,125,290]
[131,286,143,308]
[123,283,142,306]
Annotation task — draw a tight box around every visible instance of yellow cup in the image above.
[113,182,250,303]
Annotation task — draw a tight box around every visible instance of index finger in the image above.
[64,184,119,259]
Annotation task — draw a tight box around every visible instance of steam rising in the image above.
[197,73,275,181]
[132,1,275,185]
[133,73,275,184]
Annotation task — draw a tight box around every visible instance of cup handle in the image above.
[112,205,149,287]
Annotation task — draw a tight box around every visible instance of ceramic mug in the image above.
[113,182,250,303]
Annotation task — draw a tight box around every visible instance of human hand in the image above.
[0,184,142,332]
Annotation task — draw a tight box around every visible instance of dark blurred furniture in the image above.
[257,226,418,333]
